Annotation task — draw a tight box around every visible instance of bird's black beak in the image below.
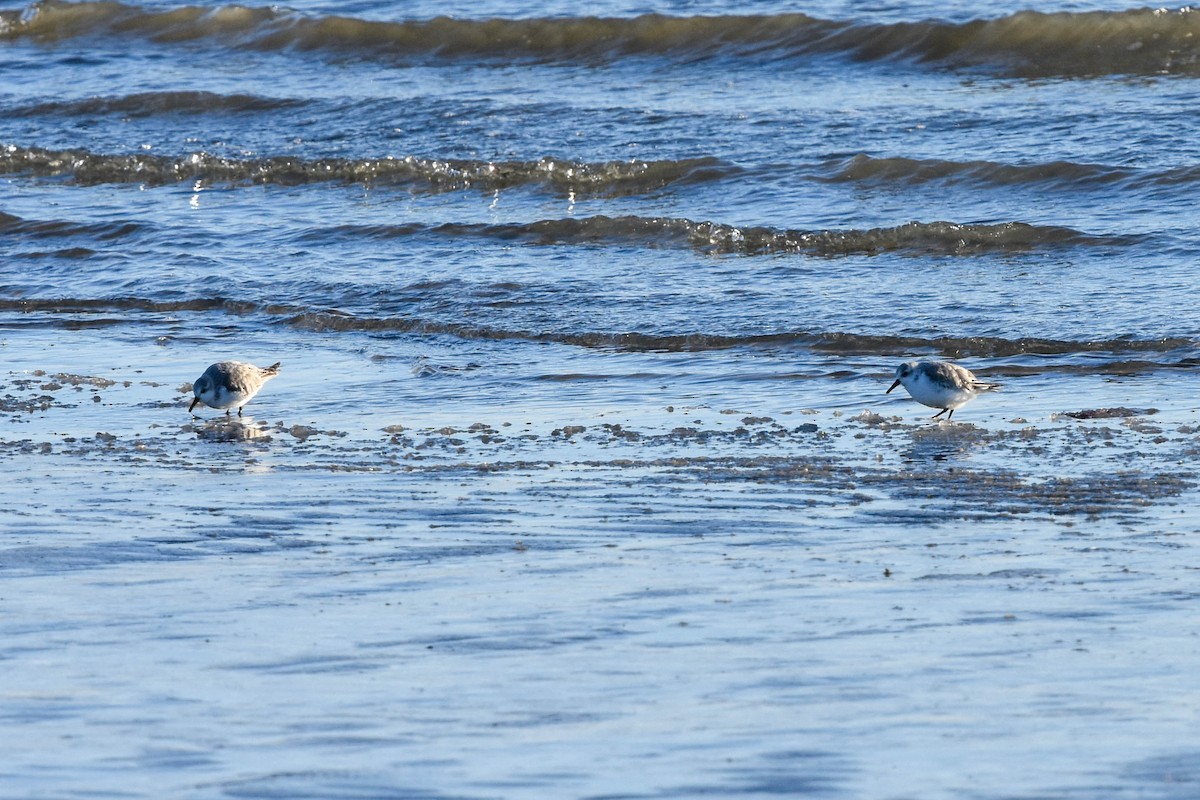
[188,397,199,413]
[886,379,901,394]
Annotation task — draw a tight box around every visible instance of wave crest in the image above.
[0,145,730,196]
[4,2,1199,75]
[1,205,1128,257]
[2,297,1193,358]
[7,144,1199,197]
[332,216,1124,256]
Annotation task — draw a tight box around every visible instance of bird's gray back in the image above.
[918,360,975,389]
[209,361,259,394]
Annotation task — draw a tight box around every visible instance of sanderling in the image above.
[885,360,999,420]
[189,361,281,417]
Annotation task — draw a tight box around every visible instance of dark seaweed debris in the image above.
[1060,407,1158,419]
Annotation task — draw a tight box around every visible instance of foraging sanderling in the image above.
[885,360,998,420]
[189,361,281,417]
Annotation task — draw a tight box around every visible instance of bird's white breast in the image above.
[201,382,251,409]
[906,372,974,409]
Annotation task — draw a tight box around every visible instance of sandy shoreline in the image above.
[2,341,1198,797]
[6,0,1200,792]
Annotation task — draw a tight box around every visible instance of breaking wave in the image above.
[823,154,1200,191]
[1,208,1127,257]
[0,145,732,196]
[5,145,1197,196]
[7,91,304,117]
[3,2,1199,76]
[1,297,1194,359]
[309,216,1127,256]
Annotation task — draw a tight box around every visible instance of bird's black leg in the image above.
[931,408,948,420]
[947,409,955,420]
[238,406,244,417]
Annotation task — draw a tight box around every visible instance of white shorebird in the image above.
[885,360,999,420]
[189,361,281,417]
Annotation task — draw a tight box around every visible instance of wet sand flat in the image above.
[1,349,1198,799]
[6,0,1200,790]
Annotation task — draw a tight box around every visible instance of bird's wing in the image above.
[216,364,256,394]
[926,361,976,390]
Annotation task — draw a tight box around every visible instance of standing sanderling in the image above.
[885,360,999,420]
[189,361,281,417]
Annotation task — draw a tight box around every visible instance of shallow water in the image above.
[3,0,1200,796]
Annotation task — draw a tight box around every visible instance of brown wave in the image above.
[818,8,1200,77]
[0,144,730,195]
[7,143,1195,199]
[0,209,145,239]
[826,154,1129,187]
[824,154,1200,191]
[807,332,1197,359]
[322,216,1129,256]
[0,297,264,315]
[3,2,1199,76]
[1,3,832,59]
[1,298,1193,360]
[7,142,1196,201]
[0,206,1131,256]
[8,91,303,117]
